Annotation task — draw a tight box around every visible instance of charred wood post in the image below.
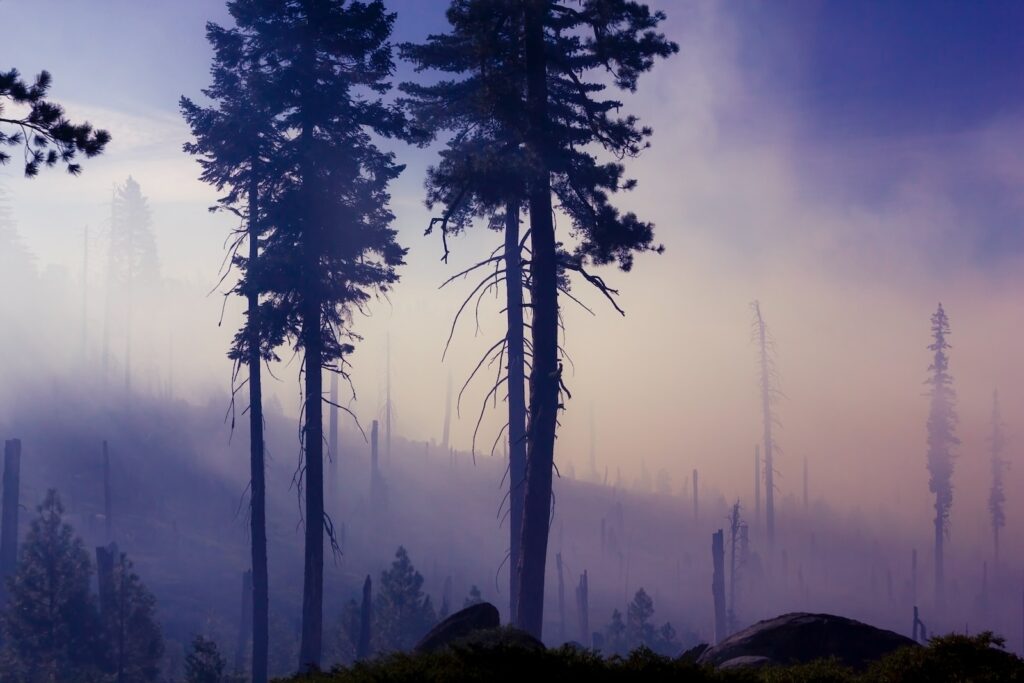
[357,575,372,660]
[234,570,253,675]
[712,529,727,643]
[0,439,21,599]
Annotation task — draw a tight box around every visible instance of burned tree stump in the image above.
[357,575,372,660]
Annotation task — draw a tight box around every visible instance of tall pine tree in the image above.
[181,15,282,682]
[399,0,530,621]
[220,0,409,670]
[0,491,105,681]
[515,0,676,638]
[925,303,958,607]
[402,1,675,636]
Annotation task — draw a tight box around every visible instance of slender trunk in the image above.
[103,440,113,542]
[712,529,727,643]
[755,304,775,548]
[754,445,760,527]
[0,439,21,603]
[357,575,372,660]
[576,570,589,645]
[370,420,380,508]
[329,368,339,513]
[299,276,325,670]
[505,201,527,622]
[247,174,270,683]
[516,0,559,640]
[934,510,943,607]
[911,548,917,607]
[692,469,699,521]
[385,338,392,463]
[441,373,452,451]
[298,45,325,668]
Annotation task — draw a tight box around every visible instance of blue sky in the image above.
[4,1,1024,518]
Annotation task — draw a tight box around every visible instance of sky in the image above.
[3,0,1024,547]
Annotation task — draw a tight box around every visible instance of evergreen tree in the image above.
[216,1,410,669]
[373,546,436,653]
[400,5,529,617]
[104,176,159,392]
[403,1,675,637]
[0,69,110,176]
[603,608,626,655]
[181,14,281,683]
[926,303,958,606]
[0,490,105,682]
[463,585,483,608]
[514,0,676,638]
[988,389,1007,563]
[101,552,164,682]
[184,636,244,683]
[626,587,655,648]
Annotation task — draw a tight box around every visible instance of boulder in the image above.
[696,612,917,670]
[414,602,501,653]
[450,626,545,652]
[719,655,774,669]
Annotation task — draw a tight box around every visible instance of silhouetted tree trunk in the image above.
[103,440,113,542]
[803,457,808,512]
[0,439,21,602]
[246,174,270,683]
[692,469,699,521]
[712,529,726,644]
[505,201,527,623]
[441,373,452,452]
[370,420,380,510]
[754,445,760,528]
[575,570,589,645]
[329,369,339,512]
[911,548,917,607]
[234,570,253,676]
[515,0,560,640]
[357,575,372,661]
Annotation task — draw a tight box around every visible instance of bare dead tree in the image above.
[751,301,782,550]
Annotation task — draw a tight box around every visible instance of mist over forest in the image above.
[2,0,1024,681]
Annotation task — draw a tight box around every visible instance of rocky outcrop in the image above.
[696,612,917,670]
[413,602,501,653]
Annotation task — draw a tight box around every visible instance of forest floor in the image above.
[283,632,1023,682]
